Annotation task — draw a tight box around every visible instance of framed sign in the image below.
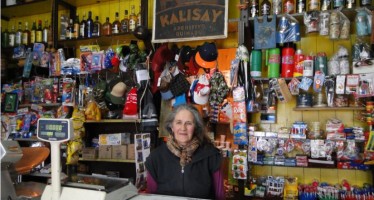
[4,93,18,113]
[152,0,228,43]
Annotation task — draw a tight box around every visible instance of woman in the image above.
[145,104,224,199]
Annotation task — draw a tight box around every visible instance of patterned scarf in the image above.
[166,135,200,168]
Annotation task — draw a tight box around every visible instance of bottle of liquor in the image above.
[93,16,101,37]
[22,22,30,46]
[67,19,74,40]
[136,4,142,27]
[80,12,87,38]
[36,20,43,43]
[129,5,137,32]
[260,0,272,16]
[9,25,15,47]
[102,17,112,36]
[73,15,80,39]
[249,0,259,17]
[30,21,36,44]
[15,22,23,46]
[86,11,94,38]
[43,20,49,43]
[121,10,129,33]
[2,28,9,48]
[112,12,121,34]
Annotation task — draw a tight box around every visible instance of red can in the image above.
[293,49,305,77]
[281,46,295,78]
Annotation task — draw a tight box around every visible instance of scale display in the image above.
[37,119,72,142]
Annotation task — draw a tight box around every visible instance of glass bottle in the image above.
[67,19,74,40]
[121,10,129,33]
[22,22,30,46]
[9,25,15,47]
[36,20,43,43]
[30,21,36,44]
[261,0,272,16]
[321,0,331,10]
[93,16,101,37]
[284,0,295,14]
[136,4,142,27]
[80,12,87,38]
[249,0,259,17]
[73,15,80,39]
[43,20,49,43]
[112,12,121,34]
[333,0,345,8]
[86,11,94,38]
[15,22,23,46]
[129,5,137,32]
[102,17,112,36]
[2,28,9,48]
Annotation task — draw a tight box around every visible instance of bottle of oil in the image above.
[129,5,137,32]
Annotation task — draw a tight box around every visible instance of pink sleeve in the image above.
[146,171,158,194]
[213,169,225,200]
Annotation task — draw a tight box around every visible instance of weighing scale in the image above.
[37,118,138,200]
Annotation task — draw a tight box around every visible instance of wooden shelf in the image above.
[293,107,366,111]
[85,119,140,123]
[18,103,62,108]
[57,33,137,48]
[79,158,135,163]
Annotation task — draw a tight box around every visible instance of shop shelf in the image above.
[293,107,366,111]
[18,103,62,108]
[57,32,137,48]
[13,138,41,142]
[85,119,140,123]
[79,158,135,163]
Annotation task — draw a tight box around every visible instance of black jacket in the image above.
[145,142,222,199]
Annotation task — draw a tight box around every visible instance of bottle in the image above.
[273,0,282,15]
[15,22,23,46]
[266,48,280,78]
[43,20,49,43]
[67,19,74,39]
[30,21,36,44]
[80,12,86,38]
[112,12,121,34]
[308,0,321,10]
[333,0,345,8]
[321,0,331,10]
[8,25,15,47]
[284,0,295,14]
[73,15,80,39]
[129,5,137,32]
[360,0,371,6]
[86,11,94,38]
[346,0,355,8]
[22,22,30,46]
[36,20,43,43]
[281,43,295,78]
[249,0,259,17]
[121,10,129,33]
[260,0,272,16]
[2,28,9,48]
[102,17,112,36]
[296,0,306,13]
[136,4,142,27]
[93,16,101,37]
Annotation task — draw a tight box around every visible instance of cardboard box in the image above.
[127,144,135,160]
[112,145,127,160]
[98,145,112,159]
[82,147,98,159]
[99,133,131,146]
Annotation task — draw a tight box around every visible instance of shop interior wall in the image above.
[1,0,371,186]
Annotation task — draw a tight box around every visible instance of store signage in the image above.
[152,0,228,43]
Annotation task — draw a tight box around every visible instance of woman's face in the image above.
[171,109,195,146]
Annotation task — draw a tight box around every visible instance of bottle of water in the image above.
[23,48,33,78]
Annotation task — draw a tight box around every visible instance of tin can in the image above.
[308,0,321,11]
[303,55,314,77]
[321,0,331,10]
[284,0,295,14]
[294,49,305,77]
[297,0,306,13]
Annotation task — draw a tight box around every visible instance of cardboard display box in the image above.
[112,145,127,160]
[127,144,135,160]
[98,145,112,159]
[99,133,131,146]
[82,147,98,159]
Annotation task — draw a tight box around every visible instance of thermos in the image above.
[281,44,295,78]
[314,52,327,75]
[303,55,314,77]
[250,50,262,77]
[266,48,280,78]
[294,49,304,77]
